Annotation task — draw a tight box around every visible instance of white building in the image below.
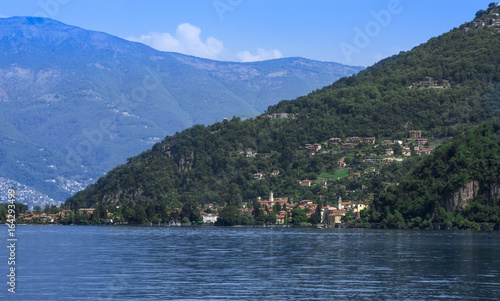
[202,213,218,224]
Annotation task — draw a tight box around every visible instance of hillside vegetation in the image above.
[367,119,500,229]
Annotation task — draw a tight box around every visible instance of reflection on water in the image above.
[3,226,500,300]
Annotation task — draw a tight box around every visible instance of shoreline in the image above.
[6,222,500,231]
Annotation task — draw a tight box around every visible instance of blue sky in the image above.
[0,0,494,66]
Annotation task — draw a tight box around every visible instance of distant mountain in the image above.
[0,16,363,205]
[65,5,500,223]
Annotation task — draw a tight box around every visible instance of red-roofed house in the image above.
[299,180,312,187]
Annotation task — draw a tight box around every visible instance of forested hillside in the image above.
[367,119,500,229]
[65,5,500,223]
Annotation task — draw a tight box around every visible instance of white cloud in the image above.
[237,48,283,62]
[126,23,224,60]
[127,23,283,62]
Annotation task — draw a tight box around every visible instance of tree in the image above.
[291,206,307,224]
[308,204,322,224]
[476,9,487,18]
[216,206,241,226]
[43,204,51,214]
[303,191,314,201]
[265,211,276,224]
[240,211,254,225]
[134,205,148,224]
[180,204,193,222]
[169,211,180,223]
[0,206,7,221]
[34,205,42,214]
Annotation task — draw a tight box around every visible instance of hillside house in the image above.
[382,140,393,146]
[261,113,295,119]
[346,137,362,144]
[326,211,345,226]
[385,148,394,156]
[253,173,264,180]
[341,201,352,209]
[402,147,411,157]
[419,148,434,155]
[306,143,322,152]
[299,180,312,187]
[329,138,342,145]
[271,170,280,176]
[275,113,289,118]
[473,21,485,28]
[348,172,361,180]
[320,206,337,223]
[416,138,428,146]
[352,202,369,215]
[259,200,274,208]
[201,213,218,224]
[78,208,95,215]
[319,180,328,187]
[338,159,346,168]
[300,200,314,206]
[409,130,421,138]
[363,137,376,144]
[340,143,355,149]
[276,212,286,224]
[246,150,257,158]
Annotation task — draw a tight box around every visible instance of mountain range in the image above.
[0,16,363,205]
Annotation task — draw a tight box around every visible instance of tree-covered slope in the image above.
[65,7,500,212]
[368,119,500,229]
[270,24,500,138]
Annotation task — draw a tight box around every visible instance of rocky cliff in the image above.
[443,178,500,212]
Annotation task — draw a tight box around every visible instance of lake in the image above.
[2,226,500,300]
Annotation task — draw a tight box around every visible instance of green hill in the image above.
[368,119,500,230]
[64,6,500,225]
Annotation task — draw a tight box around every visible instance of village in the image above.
[252,129,440,193]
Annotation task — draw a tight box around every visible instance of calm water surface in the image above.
[2,226,500,300]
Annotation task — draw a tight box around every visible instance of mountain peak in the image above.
[0,16,77,31]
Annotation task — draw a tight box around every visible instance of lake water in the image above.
[2,226,500,300]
